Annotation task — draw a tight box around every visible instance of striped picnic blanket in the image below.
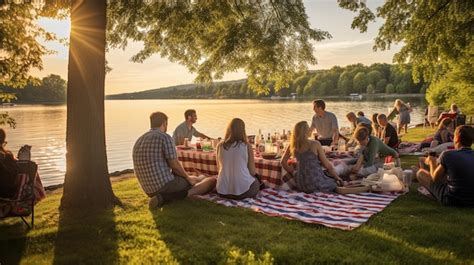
[198,188,400,230]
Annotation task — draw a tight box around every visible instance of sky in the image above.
[32,0,401,95]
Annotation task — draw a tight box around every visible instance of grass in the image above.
[1,127,473,264]
[400,126,436,143]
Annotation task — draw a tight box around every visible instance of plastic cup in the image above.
[403,170,413,186]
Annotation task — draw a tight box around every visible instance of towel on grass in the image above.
[198,188,401,230]
[398,142,422,155]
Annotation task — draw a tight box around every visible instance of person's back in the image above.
[217,142,255,196]
[133,128,175,196]
[434,128,452,144]
[439,148,474,206]
[0,150,19,198]
[357,116,372,126]
[294,143,336,193]
[363,135,397,167]
[383,123,399,148]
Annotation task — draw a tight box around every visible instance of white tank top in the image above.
[216,142,255,195]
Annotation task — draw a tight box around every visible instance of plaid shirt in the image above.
[133,128,177,195]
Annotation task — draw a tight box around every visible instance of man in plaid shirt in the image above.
[133,112,216,208]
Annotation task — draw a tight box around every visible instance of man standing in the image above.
[133,112,216,208]
[173,109,211,145]
[309,99,339,146]
[377,114,399,148]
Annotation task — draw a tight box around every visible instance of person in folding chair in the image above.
[0,128,46,228]
[416,125,474,207]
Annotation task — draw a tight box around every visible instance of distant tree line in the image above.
[0,74,66,103]
[110,63,428,100]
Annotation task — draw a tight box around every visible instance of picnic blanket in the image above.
[198,188,401,230]
[398,142,422,155]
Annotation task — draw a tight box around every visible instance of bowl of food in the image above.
[261,152,277,160]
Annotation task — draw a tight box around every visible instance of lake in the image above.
[2,98,427,187]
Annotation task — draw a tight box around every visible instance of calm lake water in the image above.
[2,98,426,187]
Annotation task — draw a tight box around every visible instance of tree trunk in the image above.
[61,0,117,209]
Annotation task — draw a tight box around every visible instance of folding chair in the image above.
[438,113,458,127]
[456,114,466,126]
[0,161,38,229]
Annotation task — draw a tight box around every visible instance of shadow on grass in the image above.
[53,208,118,265]
[150,196,474,264]
[0,221,28,265]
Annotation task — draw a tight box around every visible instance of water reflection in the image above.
[3,98,427,186]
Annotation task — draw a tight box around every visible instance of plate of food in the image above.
[261,152,278,160]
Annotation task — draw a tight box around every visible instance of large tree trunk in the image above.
[61,0,117,208]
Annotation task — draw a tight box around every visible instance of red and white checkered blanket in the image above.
[178,149,288,188]
[198,188,400,230]
[177,149,356,189]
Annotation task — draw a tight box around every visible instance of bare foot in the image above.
[187,174,208,185]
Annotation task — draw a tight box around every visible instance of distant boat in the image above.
[1,103,15,107]
[349,93,363,100]
[270,93,297,100]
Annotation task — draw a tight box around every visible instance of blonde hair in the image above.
[394,99,406,110]
[450,104,459,112]
[223,118,248,150]
[290,121,310,156]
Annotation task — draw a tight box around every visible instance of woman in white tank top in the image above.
[216,118,260,199]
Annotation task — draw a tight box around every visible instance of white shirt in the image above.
[216,142,255,195]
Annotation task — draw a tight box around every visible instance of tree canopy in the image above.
[339,0,473,111]
[106,1,329,93]
[1,74,66,103]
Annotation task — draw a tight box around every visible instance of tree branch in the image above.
[428,0,452,20]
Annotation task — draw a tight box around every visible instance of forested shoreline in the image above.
[108,63,427,100]
[0,74,66,103]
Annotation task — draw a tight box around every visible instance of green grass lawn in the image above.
[1,127,473,264]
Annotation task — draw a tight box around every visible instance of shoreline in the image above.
[10,93,425,104]
[44,169,135,192]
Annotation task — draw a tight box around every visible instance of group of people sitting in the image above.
[344,111,399,149]
[132,99,473,209]
[417,104,465,154]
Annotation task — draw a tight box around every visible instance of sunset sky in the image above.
[32,0,401,95]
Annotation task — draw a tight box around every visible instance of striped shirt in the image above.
[133,128,177,195]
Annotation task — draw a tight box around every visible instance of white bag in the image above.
[362,167,406,192]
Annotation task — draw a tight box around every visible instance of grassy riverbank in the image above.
[1,127,473,264]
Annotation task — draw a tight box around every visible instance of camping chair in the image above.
[424,106,439,129]
[456,114,466,126]
[438,113,458,127]
[0,161,38,229]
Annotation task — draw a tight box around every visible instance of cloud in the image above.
[313,39,374,51]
